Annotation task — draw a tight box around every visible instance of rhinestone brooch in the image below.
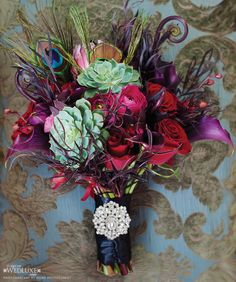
[93,201,131,240]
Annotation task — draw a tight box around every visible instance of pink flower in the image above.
[44,114,54,133]
[73,45,89,70]
[118,85,147,116]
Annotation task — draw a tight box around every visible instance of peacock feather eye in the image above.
[36,40,68,74]
[42,47,63,69]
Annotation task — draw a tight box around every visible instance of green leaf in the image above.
[84,89,98,98]
[101,129,110,140]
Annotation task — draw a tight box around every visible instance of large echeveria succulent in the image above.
[49,98,107,168]
[77,59,141,97]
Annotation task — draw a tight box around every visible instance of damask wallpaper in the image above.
[0,0,236,281]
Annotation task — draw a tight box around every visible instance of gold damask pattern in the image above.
[1,164,58,237]
[154,141,230,211]
[0,0,236,281]
[30,210,191,282]
[175,35,236,92]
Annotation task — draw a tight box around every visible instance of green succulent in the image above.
[49,98,108,168]
[77,59,141,98]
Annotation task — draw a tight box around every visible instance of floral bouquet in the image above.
[2,3,232,277]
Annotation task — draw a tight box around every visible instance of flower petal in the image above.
[188,116,233,146]
[148,148,177,165]
[106,155,136,171]
[6,126,50,159]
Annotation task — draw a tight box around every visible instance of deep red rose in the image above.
[89,93,117,125]
[106,128,135,170]
[147,83,178,114]
[158,91,178,113]
[118,85,147,115]
[107,128,133,157]
[156,118,191,155]
[146,82,163,98]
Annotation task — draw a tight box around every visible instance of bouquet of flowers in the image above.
[2,3,232,277]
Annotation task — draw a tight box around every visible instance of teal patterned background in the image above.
[0,0,236,281]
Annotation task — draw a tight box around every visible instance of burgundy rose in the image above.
[107,128,133,157]
[118,85,147,116]
[61,82,78,95]
[158,91,178,113]
[146,82,163,98]
[156,118,191,155]
[147,83,178,113]
[106,127,135,170]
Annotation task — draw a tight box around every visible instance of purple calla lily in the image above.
[6,126,50,160]
[153,62,181,91]
[5,102,51,161]
[188,116,233,146]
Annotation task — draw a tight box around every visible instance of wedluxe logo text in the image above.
[3,265,41,274]
[1,264,71,280]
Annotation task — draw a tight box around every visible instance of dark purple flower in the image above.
[188,116,233,146]
[152,62,181,91]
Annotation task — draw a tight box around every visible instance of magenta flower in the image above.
[118,85,147,116]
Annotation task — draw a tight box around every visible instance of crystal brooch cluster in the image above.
[93,201,131,240]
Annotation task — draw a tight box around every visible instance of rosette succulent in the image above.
[77,59,141,97]
[49,98,107,168]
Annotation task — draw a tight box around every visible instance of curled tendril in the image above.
[154,16,188,46]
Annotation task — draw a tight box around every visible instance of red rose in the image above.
[118,85,147,115]
[158,91,178,113]
[147,83,178,114]
[156,118,191,155]
[107,128,133,157]
[106,128,135,170]
[147,82,163,98]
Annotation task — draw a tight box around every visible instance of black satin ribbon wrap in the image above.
[94,194,131,266]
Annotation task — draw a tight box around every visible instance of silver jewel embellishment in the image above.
[93,201,131,240]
